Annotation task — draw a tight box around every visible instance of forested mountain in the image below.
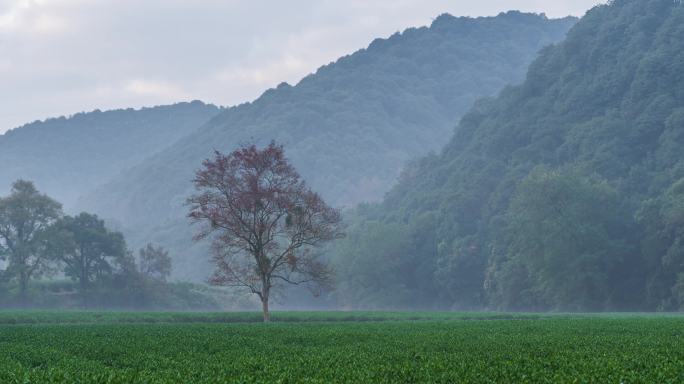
[332,0,684,311]
[0,101,220,209]
[77,12,576,280]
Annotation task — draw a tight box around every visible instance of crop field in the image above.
[0,312,682,383]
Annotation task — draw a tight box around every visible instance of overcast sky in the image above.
[0,0,604,133]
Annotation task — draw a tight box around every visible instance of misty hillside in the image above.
[77,12,576,279]
[333,0,684,311]
[0,101,220,209]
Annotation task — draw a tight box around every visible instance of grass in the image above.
[0,310,552,325]
[0,311,683,383]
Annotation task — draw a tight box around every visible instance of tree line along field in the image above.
[0,312,683,383]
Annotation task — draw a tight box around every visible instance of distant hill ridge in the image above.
[72,11,576,281]
[0,101,220,208]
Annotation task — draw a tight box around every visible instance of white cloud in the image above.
[216,54,308,88]
[125,79,187,99]
[0,58,11,71]
[0,0,605,133]
[0,0,28,29]
[0,0,72,33]
[32,13,68,33]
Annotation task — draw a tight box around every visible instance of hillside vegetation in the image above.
[0,101,220,209]
[77,12,576,280]
[332,0,684,311]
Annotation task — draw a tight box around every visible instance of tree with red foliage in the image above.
[188,142,343,321]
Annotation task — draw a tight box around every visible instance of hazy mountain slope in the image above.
[0,101,220,209]
[78,12,576,280]
[333,0,684,311]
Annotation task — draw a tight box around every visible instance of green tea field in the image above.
[0,312,682,383]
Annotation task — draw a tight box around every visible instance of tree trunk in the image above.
[18,270,28,300]
[262,296,270,322]
[80,252,88,293]
[80,270,87,292]
[261,276,271,322]
[80,278,88,308]
[80,262,89,308]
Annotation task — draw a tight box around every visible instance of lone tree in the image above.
[188,142,342,321]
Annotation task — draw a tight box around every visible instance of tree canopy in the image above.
[332,0,684,311]
[188,143,342,321]
[0,180,62,296]
[48,213,128,292]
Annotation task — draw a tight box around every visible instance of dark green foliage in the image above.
[75,13,576,281]
[0,314,683,382]
[49,213,128,292]
[336,0,684,310]
[0,182,222,310]
[0,180,62,297]
[493,167,636,311]
[333,221,426,309]
[0,101,219,209]
[637,178,684,310]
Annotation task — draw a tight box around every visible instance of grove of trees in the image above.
[0,180,210,309]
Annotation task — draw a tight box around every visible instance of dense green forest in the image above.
[0,101,219,209]
[331,0,684,312]
[77,12,575,280]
